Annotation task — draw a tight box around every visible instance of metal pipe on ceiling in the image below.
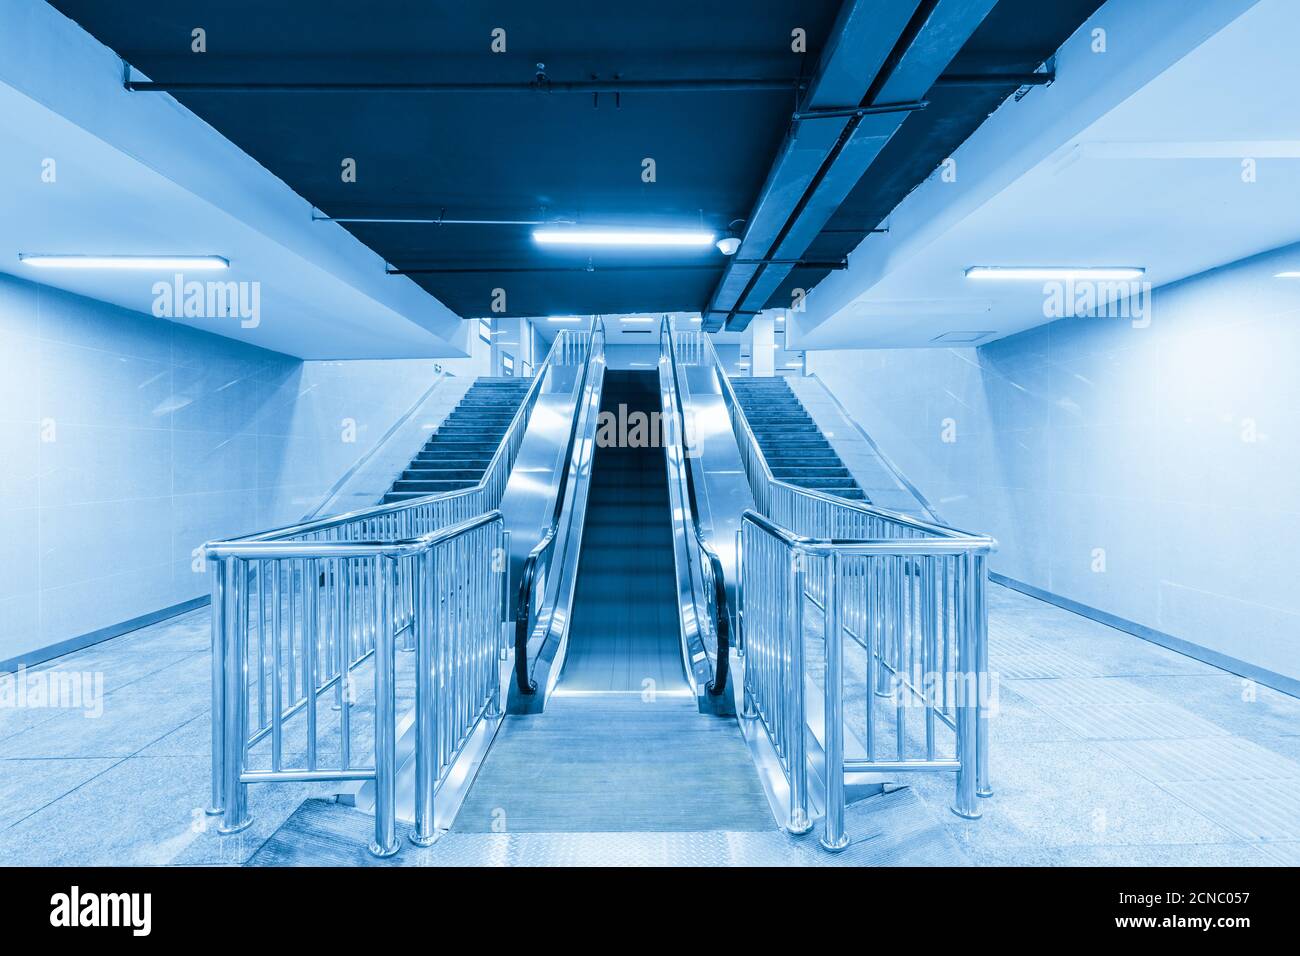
[386,258,846,275]
[314,214,574,226]
[733,259,849,269]
[704,0,1000,333]
[792,100,928,122]
[125,78,806,94]
[933,71,1054,86]
[387,265,728,275]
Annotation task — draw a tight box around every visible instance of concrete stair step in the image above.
[392,478,478,492]
[771,466,851,479]
[406,458,492,470]
[402,468,482,481]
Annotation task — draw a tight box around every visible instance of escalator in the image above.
[452,367,772,833]
[559,372,687,695]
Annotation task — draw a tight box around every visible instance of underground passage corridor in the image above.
[0,0,1295,932]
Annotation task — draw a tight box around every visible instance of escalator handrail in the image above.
[513,319,607,694]
[659,318,730,697]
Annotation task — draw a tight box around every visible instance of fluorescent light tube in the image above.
[19,254,229,270]
[620,317,655,324]
[546,316,585,323]
[965,266,1144,281]
[533,229,715,247]
[1273,271,1300,278]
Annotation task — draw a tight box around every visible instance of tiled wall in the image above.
[0,273,466,666]
[808,246,1300,684]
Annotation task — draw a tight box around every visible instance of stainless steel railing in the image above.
[669,327,997,848]
[203,329,595,854]
[206,512,504,855]
[740,512,994,850]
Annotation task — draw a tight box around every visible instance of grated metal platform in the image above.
[245,787,970,867]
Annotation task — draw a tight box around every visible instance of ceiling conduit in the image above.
[704,0,999,331]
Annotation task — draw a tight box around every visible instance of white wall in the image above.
[808,246,1300,685]
[0,273,468,667]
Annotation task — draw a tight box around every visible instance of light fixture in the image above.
[533,229,715,247]
[1273,271,1300,278]
[19,254,229,270]
[965,266,1144,281]
[620,317,655,325]
[715,219,745,256]
[546,316,584,323]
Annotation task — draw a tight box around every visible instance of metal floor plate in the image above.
[245,787,970,867]
[451,695,775,833]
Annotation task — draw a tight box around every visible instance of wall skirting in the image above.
[0,596,210,674]
[990,572,1300,700]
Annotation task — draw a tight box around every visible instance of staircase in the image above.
[728,376,868,502]
[382,377,533,503]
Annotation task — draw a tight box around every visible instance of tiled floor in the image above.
[902,585,1300,866]
[0,583,1296,866]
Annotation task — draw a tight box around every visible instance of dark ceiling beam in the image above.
[701,0,926,332]
[703,0,999,332]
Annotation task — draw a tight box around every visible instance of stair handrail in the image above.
[700,332,977,543]
[802,371,944,525]
[219,328,595,547]
[659,318,731,697]
[513,318,607,694]
[299,365,454,523]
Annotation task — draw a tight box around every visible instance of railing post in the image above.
[411,549,437,847]
[219,558,251,834]
[952,552,981,819]
[486,525,506,715]
[499,529,512,660]
[821,552,848,851]
[787,549,811,835]
[207,553,226,817]
[872,556,892,697]
[973,553,992,798]
[738,527,757,720]
[370,555,401,857]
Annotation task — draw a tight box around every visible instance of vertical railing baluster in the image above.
[952,553,980,819]
[305,558,319,771]
[370,554,399,857]
[208,555,227,817]
[974,552,992,798]
[786,549,810,834]
[219,558,251,834]
[271,559,283,773]
[821,551,847,851]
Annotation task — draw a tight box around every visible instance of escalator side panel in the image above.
[680,364,756,627]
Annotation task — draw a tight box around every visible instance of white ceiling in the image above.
[794,0,1299,350]
[0,1,468,360]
